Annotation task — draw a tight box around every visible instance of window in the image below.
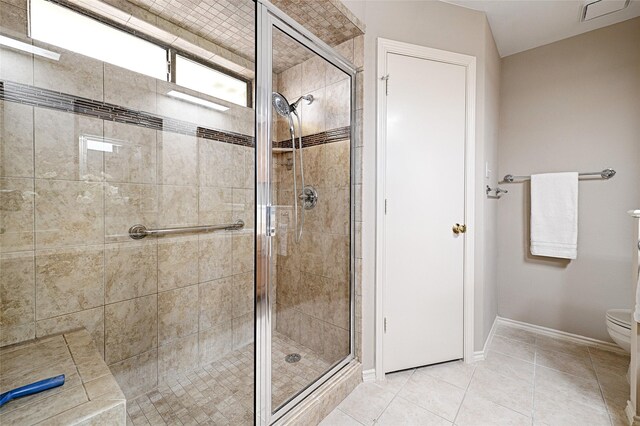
[30,0,250,107]
[175,55,248,107]
[30,0,167,80]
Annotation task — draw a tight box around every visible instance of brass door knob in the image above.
[452,223,467,234]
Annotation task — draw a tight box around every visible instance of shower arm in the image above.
[290,94,311,112]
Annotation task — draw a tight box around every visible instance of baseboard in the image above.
[471,316,498,362]
[497,316,626,354]
[362,369,376,383]
[625,400,640,425]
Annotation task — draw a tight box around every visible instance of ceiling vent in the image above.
[582,0,631,21]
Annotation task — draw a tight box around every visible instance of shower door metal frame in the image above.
[255,1,358,425]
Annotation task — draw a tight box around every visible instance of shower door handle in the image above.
[266,205,276,237]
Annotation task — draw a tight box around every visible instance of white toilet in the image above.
[606,309,632,353]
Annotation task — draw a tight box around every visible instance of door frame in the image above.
[375,38,477,379]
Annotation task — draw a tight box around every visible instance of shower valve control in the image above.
[299,186,318,210]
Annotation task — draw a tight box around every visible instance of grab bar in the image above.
[128,220,245,240]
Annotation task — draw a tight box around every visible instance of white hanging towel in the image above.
[530,172,579,259]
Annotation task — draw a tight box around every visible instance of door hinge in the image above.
[381,74,390,95]
[384,199,388,214]
[384,317,387,333]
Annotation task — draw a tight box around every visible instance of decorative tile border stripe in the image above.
[196,127,253,147]
[0,79,254,147]
[274,126,351,148]
[0,80,350,148]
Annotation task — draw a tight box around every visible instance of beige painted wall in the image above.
[342,0,501,370]
[497,18,640,342]
[482,20,501,349]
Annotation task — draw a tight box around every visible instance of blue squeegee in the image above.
[0,375,65,408]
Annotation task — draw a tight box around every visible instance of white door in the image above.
[383,52,467,373]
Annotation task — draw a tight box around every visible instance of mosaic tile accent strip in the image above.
[0,79,253,146]
[0,80,349,149]
[197,127,254,147]
[126,332,331,425]
[275,126,351,149]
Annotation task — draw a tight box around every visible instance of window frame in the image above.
[169,50,253,108]
[30,0,252,108]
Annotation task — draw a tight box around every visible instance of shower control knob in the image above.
[299,186,319,210]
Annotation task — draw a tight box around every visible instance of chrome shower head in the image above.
[272,92,291,117]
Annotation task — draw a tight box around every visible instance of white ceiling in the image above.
[442,0,640,57]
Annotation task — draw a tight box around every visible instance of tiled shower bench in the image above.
[0,329,125,425]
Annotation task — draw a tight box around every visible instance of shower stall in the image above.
[256,7,357,422]
[0,0,360,424]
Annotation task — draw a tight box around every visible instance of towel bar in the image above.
[503,168,615,183]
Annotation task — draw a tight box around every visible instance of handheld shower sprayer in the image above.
[271,92,316,242]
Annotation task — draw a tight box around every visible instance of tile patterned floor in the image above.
[323,323,630,426]
[126,332,330,425]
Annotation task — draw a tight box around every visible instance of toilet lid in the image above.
[606,309,631,329]
[608,316,631,330]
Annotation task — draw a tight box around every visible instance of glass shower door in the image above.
[1,0,255,423]
[255,4,355,423]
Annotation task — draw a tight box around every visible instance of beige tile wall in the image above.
[273,35,363,365]
[0,0,364,406]
[0,28,254,400]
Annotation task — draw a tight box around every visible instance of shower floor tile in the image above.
[126,332,331,425]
